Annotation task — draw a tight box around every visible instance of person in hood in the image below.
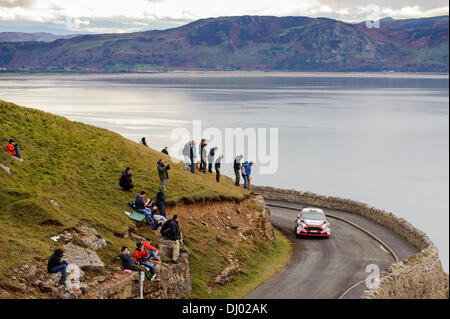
[160,215,181,264]
[119,246,160,282]
[157,159,170,188]
[215,154,223,183]
[119,167,134,191]
[241,161,249,189]
[233,154,243,186]
[5,139,21,158]
[208,146,218,173]
[47,248,68,286]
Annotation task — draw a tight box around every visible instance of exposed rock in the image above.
[74,226,107,251]
[62,243,104,272]
[214,255,241,286]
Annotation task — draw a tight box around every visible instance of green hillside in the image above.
[0,100,249,289]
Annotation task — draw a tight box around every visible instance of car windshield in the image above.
[301,212,326,220]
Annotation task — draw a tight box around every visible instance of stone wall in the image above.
[253,186,449,299]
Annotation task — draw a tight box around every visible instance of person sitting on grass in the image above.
[151,206,167,225]
[47,248,68,286]
[119,246,160,282]
[143,238,160,263]
[119,167,134,191]
[5,139,21,159]
[161,147,169,155]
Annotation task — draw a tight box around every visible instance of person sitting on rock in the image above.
[47,248,68,286]
[119,167,134,191]
[133,243,160,280]
[5,139,21,158]
[119,246,160,282]
[143,238,160,263]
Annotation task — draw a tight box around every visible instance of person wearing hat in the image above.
[160,215,181,264]
[5,139,21,158]
[241,161,249,189]
[156,187,167,218]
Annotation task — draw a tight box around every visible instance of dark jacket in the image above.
[160,218,181,241]
[47,253,63,272]
[156,190,166,203]
[157,162,170,181]
[233,157,241,170]
[161,149,169,155]
[135,195,146,210]
[119,253,136,269]
[119,171,133,189]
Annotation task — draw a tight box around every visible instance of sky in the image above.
[0,0,449,34]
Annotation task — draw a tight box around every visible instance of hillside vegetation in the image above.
[0,100,251,291]
[0,15,447,72]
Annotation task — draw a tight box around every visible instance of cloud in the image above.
[0,0,448,34]
[0,0,34,8]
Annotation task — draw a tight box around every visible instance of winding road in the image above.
[245,200,418,299]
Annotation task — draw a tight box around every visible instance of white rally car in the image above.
[295,207,331,238]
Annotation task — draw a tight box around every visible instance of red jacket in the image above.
[5,143,15,156]
[143,241,158,252]
[133,249,147,262]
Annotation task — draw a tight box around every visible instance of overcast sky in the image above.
[0,0,448,34]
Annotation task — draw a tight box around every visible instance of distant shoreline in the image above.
[1,70,448,79]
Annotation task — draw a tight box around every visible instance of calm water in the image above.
[1,73,448,270]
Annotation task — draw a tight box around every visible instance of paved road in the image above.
[245,200,418,299]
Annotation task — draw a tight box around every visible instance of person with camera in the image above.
[47,248,68,286]
[157,159,170,188]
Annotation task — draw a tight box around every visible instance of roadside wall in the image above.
[253,186,449,299]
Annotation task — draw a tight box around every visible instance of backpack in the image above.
[128,201,136,210]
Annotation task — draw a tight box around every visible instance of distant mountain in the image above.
[0,32,80,43]
[0,15,448,72]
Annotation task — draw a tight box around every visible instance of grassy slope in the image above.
[0,100,250,289]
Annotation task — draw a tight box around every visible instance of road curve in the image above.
[245,200,418,299]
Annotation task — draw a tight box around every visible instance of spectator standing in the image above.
[199,139,207,173]
[241,161,249,189]
[156,187,167,218]
[247,161,254,190]
[182,141,191,170]
[233,154,243,186]
[208,146,218,173]
[215,154,223,183]
[160,215,181,264]
[157,159,170,188]
[189,140,197,174]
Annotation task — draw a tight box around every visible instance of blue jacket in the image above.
[119,253,136,269]
[135,195,146,210]
[247,165,252,177]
